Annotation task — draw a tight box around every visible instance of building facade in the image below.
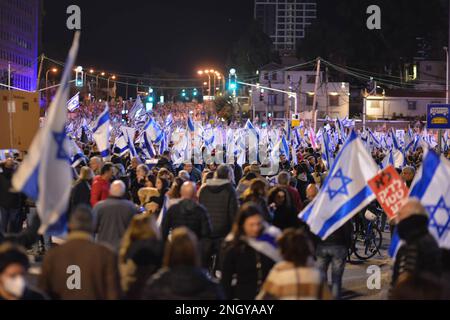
[254,0,317,53]
[0,0,40,91]
[365,89,446,120]
[251,62,350,121]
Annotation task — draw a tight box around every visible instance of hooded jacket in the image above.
[198,179,238,239]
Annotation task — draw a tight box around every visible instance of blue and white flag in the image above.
[92,105,111,159]
[114,132,129,156]
[144,117,164,144]
[142,130,157,158]
[187,116,195,132]
[128,96,144,120]
[68,137,86,168]
[409,150,450,249]
[67,92,80,112]
[121,127,137,158]
[12,32,80,235]
[299,131,379,239]
[165,113,174,127]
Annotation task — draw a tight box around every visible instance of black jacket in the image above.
[122,238,164,299]
[271,205,300,231]
[319,220,353,248]
[156,157,175,174]
[142,266,224,300]
[220,240,275,300]
[391,215,443,288]
[0,166,24,209]
[69,180,91,213]
[199,179,238,239]
[161,199,212,241]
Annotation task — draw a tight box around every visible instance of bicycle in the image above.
[348,208,383,261]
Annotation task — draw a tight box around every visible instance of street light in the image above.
[45,67,58,88]
[45,68,58,107]
[107,75,116,100]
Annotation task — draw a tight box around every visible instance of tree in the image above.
[227,20,280,79]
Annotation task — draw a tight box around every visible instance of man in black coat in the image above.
[0,159,25,233]
[390,200,443,291]
[198,165,238,271]
[161,182,212,267]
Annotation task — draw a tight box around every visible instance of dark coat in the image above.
[220,240,275,300]
[0,166,24,209]
[69,180,91,213]
[161,199,211,241]
[391,215,443,288]
[120,238,164,299]
[198,179,238,239]
[141,266,224,300]
[38,232,121,300]
[271,205,300,231]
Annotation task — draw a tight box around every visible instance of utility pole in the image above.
[312,57,321,132]
[325,66,329,117]
[36,54,44,90]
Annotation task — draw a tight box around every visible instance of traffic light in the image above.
[228,68,237,91]
[193,88,198,97]
[181,89,187,97]
[75,66,83,87]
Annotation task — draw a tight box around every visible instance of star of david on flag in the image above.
[326,168,353,200]
[299,131,379,240]
[409,150,450,248]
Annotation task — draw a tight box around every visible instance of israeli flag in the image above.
[142,130,156,158]
[121,127,137,158]
[68,137,86,168]
[114,133,130,156]
[67,92,80,112]
[187,116,195,132]
[409,150,450,249]
[159,132,167,155]
[299,131,379,239]
[144,117,164,143]
[92,105,110,159]
[165,113,174,127]
[12,32,80,235]
[281,135,289,161]
[128,96,144,120]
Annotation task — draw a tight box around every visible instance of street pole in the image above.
[8,62,11,91]
[312,58,321,132]
[363,90,367,131]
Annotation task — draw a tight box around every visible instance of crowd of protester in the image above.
[0,131,450,300]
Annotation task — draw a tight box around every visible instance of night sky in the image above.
[42,0,255,76]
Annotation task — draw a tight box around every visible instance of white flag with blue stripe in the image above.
[67,92,80,112]
[92,105,111,159]
[409,150,450,249]
[12,32,80,235]
[114,132,130,156]
[299,131,379,239]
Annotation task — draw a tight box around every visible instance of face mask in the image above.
[3,276,26,298]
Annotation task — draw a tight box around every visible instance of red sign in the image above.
[368,165,409,220]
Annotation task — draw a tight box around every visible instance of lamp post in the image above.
[96,72,105,100]
[45,68,58,107]
[107,75,116,100]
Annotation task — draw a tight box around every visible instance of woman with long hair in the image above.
[141,227,224,300]
[220,202,282,300]
[119,214,163,299]
[240,178,271,221]
[268,187,299,230]
[257,228,332,300]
